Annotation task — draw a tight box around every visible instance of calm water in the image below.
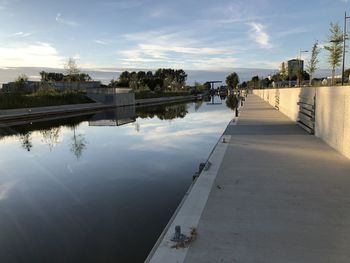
[0,97,233,263]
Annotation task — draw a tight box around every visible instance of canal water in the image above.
[0,96,234,263]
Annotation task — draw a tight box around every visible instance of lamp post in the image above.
[342,11,350,85]
[298,49,308,87]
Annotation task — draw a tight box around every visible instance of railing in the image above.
[297,95,315,134]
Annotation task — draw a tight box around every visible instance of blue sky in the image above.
[0,0,349,71]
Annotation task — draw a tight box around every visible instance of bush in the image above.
[0,89,93,109]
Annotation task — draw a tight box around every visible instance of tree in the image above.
[65,57,80,81]
[324,22,343,85]
[280,62,287,81]
[226,72,240,89]
[306,41,320,86]
[251,75,260,88]
[14,74,29,93]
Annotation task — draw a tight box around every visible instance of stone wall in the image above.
[253,86,350,159]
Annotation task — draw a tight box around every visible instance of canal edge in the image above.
[145,113,239,263]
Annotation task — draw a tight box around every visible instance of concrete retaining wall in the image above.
[87,88,135,106]
[253,86,350,159]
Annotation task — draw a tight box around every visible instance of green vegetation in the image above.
[226,72,240,89]
[324,22,343,85]
[40,58,92,82]
[306,41,320,85]
[0,89,93,110]
[109,68,187,92]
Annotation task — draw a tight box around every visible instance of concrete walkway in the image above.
[149,94,350,263]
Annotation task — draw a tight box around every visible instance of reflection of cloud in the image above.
[129,108,233,150]
[0,181,17,200]
[143,127,223,140]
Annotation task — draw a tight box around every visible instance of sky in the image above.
[0,0,349,73]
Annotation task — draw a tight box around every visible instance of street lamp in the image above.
[298,49,308,87]
[342,11,350,85]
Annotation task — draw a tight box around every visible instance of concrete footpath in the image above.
[147,94,350,263]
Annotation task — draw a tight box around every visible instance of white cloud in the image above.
[55,13,79,27]
[95,40,108,45]
[0,42,65,68]
[138,44,234,55]
[248,22,272,48]
[14,31,32,37]
[117,29,240,69]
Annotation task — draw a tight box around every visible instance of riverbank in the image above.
[0,95,197,123]
[146,94,350,263]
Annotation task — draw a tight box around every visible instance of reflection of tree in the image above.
[132,121,141,132]
[137,103,188,120]
[194,100,203,112]
[40,127,61,151]
[70,126,87,160]
[226,95,239,110]
[19,133,33,152]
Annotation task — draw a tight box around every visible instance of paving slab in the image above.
[182,95,350,263]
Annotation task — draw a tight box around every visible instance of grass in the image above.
[135,90,192,100]
[0,89,94,110]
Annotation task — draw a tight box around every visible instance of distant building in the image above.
[287,59,304,79]
[2,81,40,93]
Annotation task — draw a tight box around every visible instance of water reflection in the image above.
[40,127,61,151]
[0,115,91,155]
[0,97,234,262]
[225,95,239,110]
[137,103,189,120]
[19,132,33,151]
[70,126,87,159]
[88,106,136,127]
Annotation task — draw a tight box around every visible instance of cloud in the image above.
[95,40,108,45]
[248,22,272,48]
[55,13,79,26]
[117,29,240,69]
[0,42,65,68]
[138,44,234,55]
[14,31,32,37]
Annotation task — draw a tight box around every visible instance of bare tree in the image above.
[65,57,80,78]
[324,22,343,85]
[306,41,320,86]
